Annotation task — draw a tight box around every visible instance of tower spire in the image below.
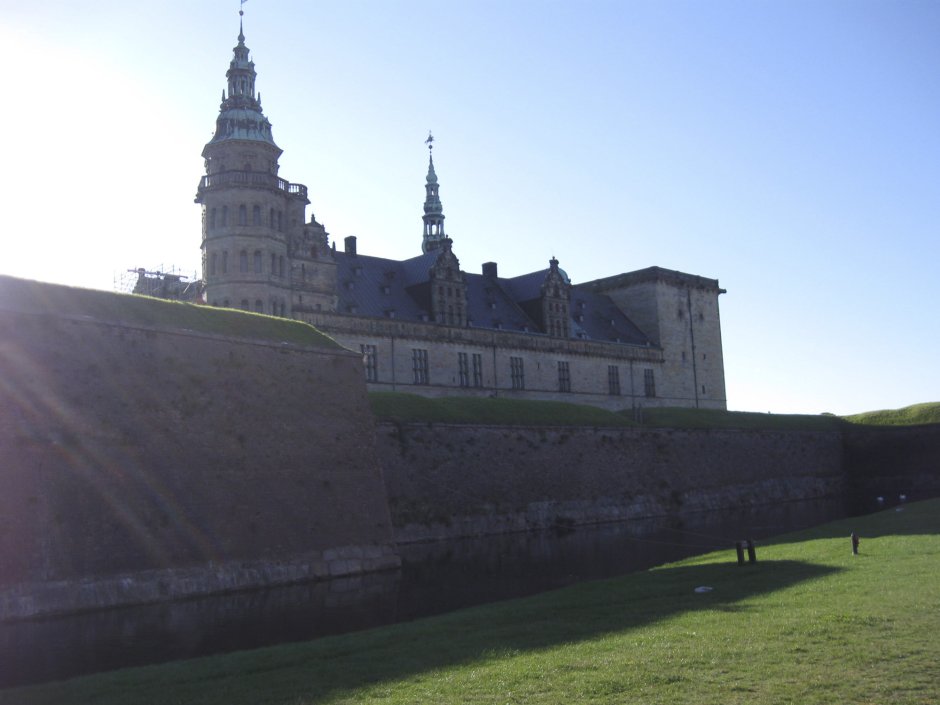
[421,131,446,253]
[206,3,277,148]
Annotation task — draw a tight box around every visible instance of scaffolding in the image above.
[114,265,202,302]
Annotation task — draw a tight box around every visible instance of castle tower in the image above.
[195,13,309,316]
[421,133,446,253]
[429,238,467,326]
[540,257,571,338]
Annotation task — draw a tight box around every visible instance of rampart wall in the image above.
[378,423,847,543]
[842,425,940,503]
[0,303,398,619]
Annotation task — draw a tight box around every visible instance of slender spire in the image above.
[421,132,446,253]
[207,5,278,148]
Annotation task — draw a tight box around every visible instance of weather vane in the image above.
[425,131,434,152]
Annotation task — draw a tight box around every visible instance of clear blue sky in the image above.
[2,0,938,415]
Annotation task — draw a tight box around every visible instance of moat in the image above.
[0,498,860,688]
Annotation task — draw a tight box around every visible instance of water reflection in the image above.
[0,498,848,688]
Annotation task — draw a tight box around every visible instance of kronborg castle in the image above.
[176,20,727,411]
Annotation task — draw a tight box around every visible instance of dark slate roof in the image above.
[331,249,654,346]
[568,287,650,345]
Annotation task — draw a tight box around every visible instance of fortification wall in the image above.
[0,304,398,619]
[378,423,846,543]
[843,425,940,504]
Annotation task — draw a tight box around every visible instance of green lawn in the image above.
[370,393,940,431]
[369,392,635,427]
[5,500,938,705]
[843,402,940,426]
[0,275,339,349]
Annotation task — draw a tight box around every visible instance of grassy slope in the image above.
[5,499,939,705]
[843,402,940,426]
[0,275,339,349]
[370,393,939,430]
[369,392,635,427]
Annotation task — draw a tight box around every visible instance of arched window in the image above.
[270,208,275,228]
[239,250,248,273]
[222,251,228,274]
[210,208,217,229]
[253,205,262,226]
[222,206,228,226]
[240,299,249,311]
[277,211,283,232]
[209,253,217,276]
[279,256,285,277]
[255,299,263,313]
[270,253,276,274]
[238,205,247,226]
[253,250,262,273]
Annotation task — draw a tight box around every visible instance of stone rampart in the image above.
[842,425,940,504]
[378,423,846,542]
[0,293,398,619]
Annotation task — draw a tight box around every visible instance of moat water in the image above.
[0,497,866,688]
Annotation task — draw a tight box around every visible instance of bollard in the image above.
[746,539,757,563]
[851,531,859,555]
[735,541,745,566]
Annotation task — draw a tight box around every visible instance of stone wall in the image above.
[378,423,846,543]
[842,425,940,505]
[0,296,398,619]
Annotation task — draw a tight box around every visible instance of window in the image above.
[277,210,283,232]
[255,299,263,313]
[238,204,247,225]
[222,206,228,226]
[252,205,262,226]
[239,250,248,273]
[644,368,656,398]
[209,208,217,229]
[558,361,571,392]
[510,356,525,390]
[608,365,621,396]
[269,207,275,228]
[458,352,470,387]
[222,251,228,274]
[271,253,276,274]
[240,299,249,311]
[209,253,217,276]
[412,349,429,385]
[279,256,285,278]
[361,345,378,382]
[253,250,262,274]
[472,353,483,387]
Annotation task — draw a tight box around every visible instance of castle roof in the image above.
[331,248,653,345]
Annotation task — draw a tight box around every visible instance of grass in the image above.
[5,499,939,705]
[843,402,940,427]
[370,393,939,430]
[0,275,340,349]
[631,406,847,430]
[369,392,635,427]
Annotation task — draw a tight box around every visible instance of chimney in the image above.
[482,261,498,279]
[344,235,357,255]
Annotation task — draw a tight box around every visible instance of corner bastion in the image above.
[0,276,398,619]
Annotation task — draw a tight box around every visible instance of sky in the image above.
[1,0,938,415]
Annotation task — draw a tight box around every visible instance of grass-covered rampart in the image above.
[5,499,938,704]
[0,275,339,349]
[370,392,939,430]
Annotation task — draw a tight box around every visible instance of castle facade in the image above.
[195,20,727,411]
